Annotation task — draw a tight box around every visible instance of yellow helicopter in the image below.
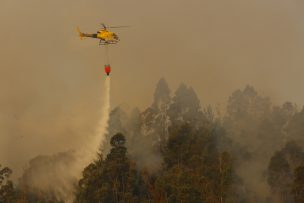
[77,23,127,45]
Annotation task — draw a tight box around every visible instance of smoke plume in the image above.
[19,77,111,202]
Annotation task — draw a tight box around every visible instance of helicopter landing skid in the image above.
[99,40,119,45]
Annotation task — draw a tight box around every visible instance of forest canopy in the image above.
[2,78,304,203]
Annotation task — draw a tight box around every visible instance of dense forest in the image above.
[1,78,304,203]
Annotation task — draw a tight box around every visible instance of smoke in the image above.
[19,77,111,202]
[1,0,304,201]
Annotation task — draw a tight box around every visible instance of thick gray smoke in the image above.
[1,0,304,202]
[19,78,111,202]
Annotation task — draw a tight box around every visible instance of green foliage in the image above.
[155,166,203,203]
[286,107,304,142]
[292,166,304,203]
[152,77,171,111]
[12,82,304,202]
[110,133,126,147]
[155,124,239,203]
[168,83,205,128]
[105,107,129,153]
[268,152,292,195]
[268,141,304,202]
[74,122,239,203]
[76,133,149,203]
[0,165,15,203]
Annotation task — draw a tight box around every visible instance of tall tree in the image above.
[156,124,239,203]
[104,107,129,153]
[286,107,304,143]
[268,151,293,202]
[76,153,105,203]
[224,85,272,154]
[76,133,148,203]
[267,141,304,202]
[292,166,304,203]
[151,78,171,111]
[142,78,171,151]
[0,165,15,203]
[168,84,204,128]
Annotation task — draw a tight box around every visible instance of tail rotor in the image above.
[77,26,84,40]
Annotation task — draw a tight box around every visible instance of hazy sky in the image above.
[1,0,304,176]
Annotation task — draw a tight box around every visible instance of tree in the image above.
[151,78,171,111]
[286,107,304,143]
[141,78,171,151]
[223,86,291,202]
[128,108,162,171]
[168,84,205,128]
[292,166,304,203]
[101,133,138,202]
[76,133,149,203]
[268,151,293,202]
[105,107,129,154]
[0,165,15,203]
[280,141,304,169]
[267,141,304,203]
[157,123,239,203]
[155,166,203,203]
[76,153,105,203]
[224,85,273,155]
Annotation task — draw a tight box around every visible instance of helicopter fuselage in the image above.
[97,30,118,40]
[79,29,119,44]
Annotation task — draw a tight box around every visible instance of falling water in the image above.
[67,77,111,201]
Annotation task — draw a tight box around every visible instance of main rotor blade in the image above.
[107,26,130,28]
